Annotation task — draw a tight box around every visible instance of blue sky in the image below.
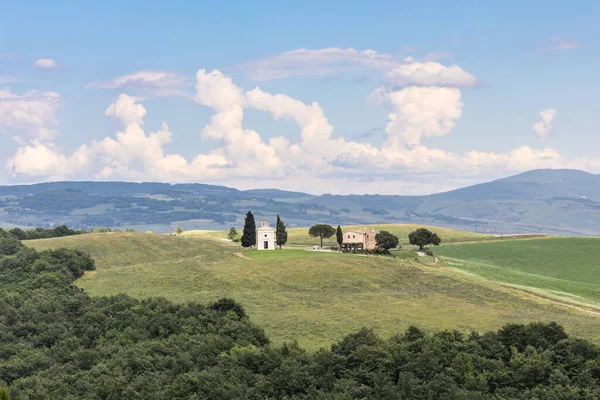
[1,0,598,194]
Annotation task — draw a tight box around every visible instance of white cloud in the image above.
[237,48,399,80]
[88,71,190,94]
[32,58,58,69]
[546,37,583,50]
[532,108,556,140]
[7,140,91,179]
[195,69,245,111]
[5,68,600,194]
[370,60,469,147]
[238,49,475,89]
[385,60,477,89]
[105,94,147,126]
[383,86,463,146]
[245,87,338,155]
[0,89,61,140]
[465,146,563,171]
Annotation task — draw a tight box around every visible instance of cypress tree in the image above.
[336,225,343,249]
[241,211,256,249]
[275,215,288,249]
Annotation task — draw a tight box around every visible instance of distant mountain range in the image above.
[1,169,599,235]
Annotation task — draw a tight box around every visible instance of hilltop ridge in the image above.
[1,169,600,235]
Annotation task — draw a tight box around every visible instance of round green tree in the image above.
[308,224,336,249]
[408,228,441,251]
[375,230,399,254]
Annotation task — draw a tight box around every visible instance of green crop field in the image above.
[184,223,491,247]
[26,232,600,350]
[436,237,600,306]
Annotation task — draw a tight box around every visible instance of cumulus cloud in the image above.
[87,71,190,95]
[367,60,470,146]
[546,37,583,50]
[385,60,477,89]
[0,89,61,140]
[195,69,245,111]
[8,93,223,181]
[32,58,58,69]
[5,67,599,194]
[7,140,91,179]
[237,48,399,80]
[383,86,463,146]
[105,94,147,126]
[532,108,556,140]
[245,86,338,154]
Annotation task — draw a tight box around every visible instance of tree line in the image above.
[0,225,86,241]
[4,230,600,398]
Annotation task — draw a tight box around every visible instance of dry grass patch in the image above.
[26,232,600,350]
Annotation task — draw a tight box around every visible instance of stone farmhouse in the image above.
[341,228,377,251]
[257,221,275,250]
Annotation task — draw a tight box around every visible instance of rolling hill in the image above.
[433,169,600,201]
[436,237,600,305]
[2,168,600,235]
[26,230,600,349]
[300,169,600,235]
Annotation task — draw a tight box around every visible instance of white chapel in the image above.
[257,221,275,250]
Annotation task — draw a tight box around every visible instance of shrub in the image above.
[0,384,9,400]
[210,298,247,319]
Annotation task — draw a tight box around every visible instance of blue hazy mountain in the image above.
[0,169,598,235]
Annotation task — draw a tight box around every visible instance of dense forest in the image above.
[3,231,600,398]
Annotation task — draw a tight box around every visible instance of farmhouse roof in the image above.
[345,228,376,234]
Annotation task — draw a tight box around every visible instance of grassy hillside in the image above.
[26,232,600,350]
[185,223,491,247]
[436,237,600,305]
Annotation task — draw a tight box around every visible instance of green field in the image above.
[186,223,491,247]
[436,237,600,305]
[26,232,600,350]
